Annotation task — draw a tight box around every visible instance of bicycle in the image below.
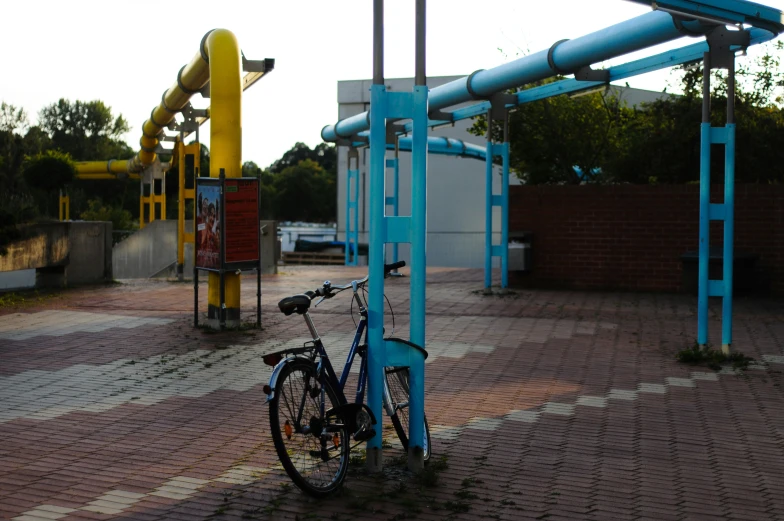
[262,261,431,497]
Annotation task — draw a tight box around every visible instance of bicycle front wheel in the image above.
[269,359,349,497]
[385,366,431,462]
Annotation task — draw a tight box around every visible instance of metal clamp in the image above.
[547,39,570,75]
[177,65,200,94]
[466,69,485,100]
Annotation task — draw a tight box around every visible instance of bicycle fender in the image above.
[265,356,306,403]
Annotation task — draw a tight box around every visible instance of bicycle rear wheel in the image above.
[269,359,349,497]
[385,366,431,462]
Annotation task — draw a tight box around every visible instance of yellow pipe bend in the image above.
[204,28,243,323]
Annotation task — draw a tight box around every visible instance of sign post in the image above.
[194,170,262,329]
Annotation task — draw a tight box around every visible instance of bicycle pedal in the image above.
[353,428,376,442]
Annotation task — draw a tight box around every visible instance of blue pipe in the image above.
[322,11,717,142]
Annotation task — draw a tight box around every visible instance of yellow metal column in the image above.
[206,29,242,328]
[139,178,146,229]
[178,141,186,280]
[59,191,70,221]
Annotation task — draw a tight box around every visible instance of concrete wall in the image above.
[113,220,181,279]
[113,219,278,279]
[0,222,112,288]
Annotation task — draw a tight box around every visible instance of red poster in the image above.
[224,179,259,264]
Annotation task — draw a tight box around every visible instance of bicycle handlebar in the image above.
[310,261,407,300]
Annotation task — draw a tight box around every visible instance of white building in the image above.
[335,76,670,268]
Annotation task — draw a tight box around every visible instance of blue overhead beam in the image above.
[627,0,784,33]
[399,26,772,134]
[322,10,716,142]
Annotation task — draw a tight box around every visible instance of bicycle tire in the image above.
[385,366,432,462]
[269,359,349,497]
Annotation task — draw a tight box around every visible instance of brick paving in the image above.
[1,266,783,520]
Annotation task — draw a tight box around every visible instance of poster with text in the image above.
[224,179,259,265]
[195,182,221,269]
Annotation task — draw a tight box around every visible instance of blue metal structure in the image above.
[345,148,360,266]
[325,0,784,472]
[385,156,399,266]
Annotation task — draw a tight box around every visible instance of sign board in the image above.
[195,179,221,270]
[224,179,260,265]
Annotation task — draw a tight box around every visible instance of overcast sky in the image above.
[1,0,781,169]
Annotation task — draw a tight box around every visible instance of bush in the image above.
[80,198,135,231]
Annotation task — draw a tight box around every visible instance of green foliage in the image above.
[22,149,76,193]
[80,198,136,231]
[38,99,131,161]
[273,158,336,222]
[269,142,336,175]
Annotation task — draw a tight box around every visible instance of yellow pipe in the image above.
[204,29,242,327]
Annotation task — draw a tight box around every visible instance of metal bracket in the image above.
[705,26,750,70]
[242,54,275,73]
[200,81,210,99]
[489,93,517,120]
[182,103,209,121]
[386,120,405,145]
[574,65,610,83]
[427,109,454,123]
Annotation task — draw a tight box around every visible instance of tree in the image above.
[273,159,336,222]
[243,161,277,219]
[269,142,336,175]
[0,102,28,134]
[470,82,632,184]
[21,149,77,217]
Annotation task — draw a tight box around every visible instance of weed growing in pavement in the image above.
[0,290,57,309]
[444,500,471,513]
[676,342,754,371]
[414,455,448,487]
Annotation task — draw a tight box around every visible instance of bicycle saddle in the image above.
[278,294,311,315]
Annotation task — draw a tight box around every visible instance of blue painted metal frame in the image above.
[385,157,400,265]
[345,153,360,266]
[484,141,510,289]
[367,83,427,463]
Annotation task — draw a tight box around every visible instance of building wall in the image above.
[509,184,784,295]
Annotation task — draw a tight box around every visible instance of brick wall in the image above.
[509,184,784,294]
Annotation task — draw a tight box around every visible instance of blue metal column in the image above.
[500,128,510,289]
[722,58,737,353]
[367,83,387,473]
[697,28,746,352]
[408,83,428,471]
[697,53,711,347]
[484,113,493,289]
[346,148,359,266]
[385,152,399,265]
[365,0,387,473]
